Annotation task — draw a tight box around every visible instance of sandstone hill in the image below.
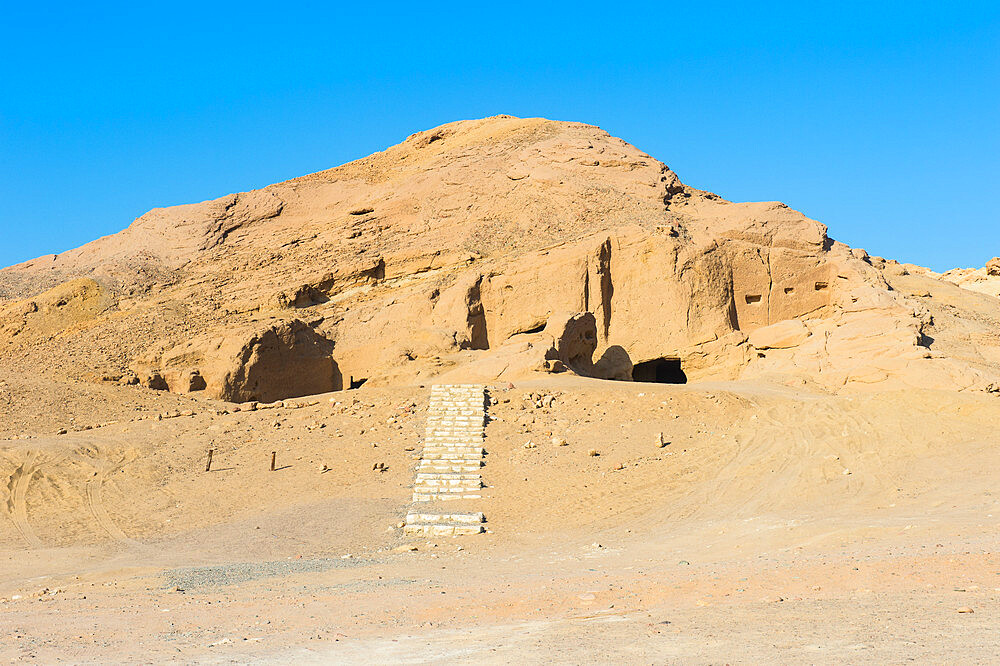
[1,116,998,411]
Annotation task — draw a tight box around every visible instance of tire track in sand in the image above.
[85,467,133,544]
[4,452,43,548]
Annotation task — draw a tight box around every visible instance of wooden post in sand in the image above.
[270,451,276,471]
[205,449,214,472]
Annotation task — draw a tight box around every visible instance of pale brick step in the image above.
[426,420,485,426]
[412,493,482,501]
[421,446,485,455]
[428,406,485,412]
[428,406,485,411]
[421,452,484,461]
[413,479,483,493]
[427,409,486,423]
[424,439,486,451]
[413,482,482,493]
[427,412,482,419]
[426,428,485,434]
[413,479,481,486]
[403,523,484,536]
[428,411,484,416]
[426,422,485,428]
[413,479,483,489]
[426,420,484,425]
[419,454,484,462]
[406,512,484,524]
[416,463,483,473]
[414,472,482,481]
[428,396,484,403]
[417,453,485,460]
[424,439,483,443]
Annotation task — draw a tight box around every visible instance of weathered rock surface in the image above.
[927,259,1000,300]
[133,319,340,402]
[749,320,811,350]
[1,115,997,401]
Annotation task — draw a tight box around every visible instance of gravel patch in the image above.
[162,557,368,589]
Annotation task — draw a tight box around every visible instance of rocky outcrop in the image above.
[541,312,600,374]
[134,320,340,403]
[0,278,114,341]
[1,115,997,400]
[930,259,1000,300]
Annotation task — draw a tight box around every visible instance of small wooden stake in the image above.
[205,449,214,472]
[270,451,276,471]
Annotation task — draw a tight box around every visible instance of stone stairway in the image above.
[403,384,487,537]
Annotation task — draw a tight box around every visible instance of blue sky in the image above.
[1,2,997,271]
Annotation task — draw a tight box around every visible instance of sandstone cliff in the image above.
[1,116,997,402]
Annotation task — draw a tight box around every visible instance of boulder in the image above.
[593,345,634,381]
[543,312,599,375]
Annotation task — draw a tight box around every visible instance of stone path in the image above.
[403,385,487,537]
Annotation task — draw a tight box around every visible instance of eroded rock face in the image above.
[134,320,340,403]
[1,115,996,399]
[930,258,1000,300]
[0,278,114,341]
[424,220,850,384]
[749,320,811,350]
[220,321,340,402]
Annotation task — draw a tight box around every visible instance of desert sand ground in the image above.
[2,376,998,663]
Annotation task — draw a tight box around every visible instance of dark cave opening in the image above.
[632,357,687,384]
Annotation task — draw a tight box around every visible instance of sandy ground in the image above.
[1,377,999,663]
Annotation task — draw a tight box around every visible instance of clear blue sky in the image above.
[1,2,997,271]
